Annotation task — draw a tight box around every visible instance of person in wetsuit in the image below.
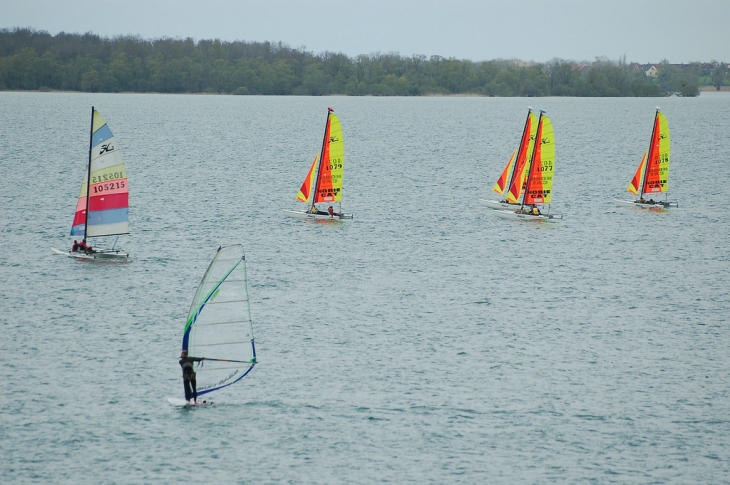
[179,350,205,404]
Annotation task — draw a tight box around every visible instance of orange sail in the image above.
[505,111,538,203]
[523,111,555,205]
[642,111,670,194]
[313,111,344,203]
[296,155,318,203]
[627,151,647,195]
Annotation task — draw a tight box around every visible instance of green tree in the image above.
[711,64,727,91]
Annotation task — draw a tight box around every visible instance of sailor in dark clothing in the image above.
[179,350,205,404]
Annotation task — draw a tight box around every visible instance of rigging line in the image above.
[196,319,251,327]
[195,340,251,346]
[204,298,249,305]
[201,357,255,363]
[197,365,250,371]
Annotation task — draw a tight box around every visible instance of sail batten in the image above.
[182,245,256,396]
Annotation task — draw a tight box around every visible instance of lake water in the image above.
[1,92,729,484]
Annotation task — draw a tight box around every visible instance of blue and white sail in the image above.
[182,245,256,396]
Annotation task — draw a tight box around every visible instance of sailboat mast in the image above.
[506,107,533,192]
[521,110,544,210]
[639,108,660,200]
[311,108,332,205]
[83,106,95,240]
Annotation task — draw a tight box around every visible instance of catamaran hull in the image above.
[478,199,522,210]
[51,247,129,259]
[281,209,353,220]
[614,199,677,209]
[491,210,563,222]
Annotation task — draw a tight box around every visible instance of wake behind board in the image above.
[165,397,213,407]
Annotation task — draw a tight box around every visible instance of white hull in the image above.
[478,199,522,210]
[51,247,129,259]
[282,209,353,220]
[491,210,563,222]
[614,199,677,209]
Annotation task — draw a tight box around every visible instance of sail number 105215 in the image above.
[92,180,126,194]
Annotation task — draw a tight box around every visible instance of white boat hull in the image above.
[478,199,522,210]
[614,199,677,209]
[282,209,353,220]
[51,247,129,259]
[491,210,563,222]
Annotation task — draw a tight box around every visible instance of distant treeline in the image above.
[0,28,710,97]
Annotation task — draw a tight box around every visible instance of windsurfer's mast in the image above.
[83,106,95,240]
[639,107,660,200]
[520,109,545,211]
[311,108,333,205]
[506,107,533,196]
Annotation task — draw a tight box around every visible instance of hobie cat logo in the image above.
[100,143,115,154]
[330,136,339,143]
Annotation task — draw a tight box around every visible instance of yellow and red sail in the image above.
[296,109,345,204]
[505,112,538,203]
[642,111,670,194]
[296,155,318,203]
[627,151,647,195]
[492,150,515,195]
[523,112,555,205]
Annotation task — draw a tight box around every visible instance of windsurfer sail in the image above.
[479,108,538,210]
[616,107,677,208]
[182,245,256,397]
[282,108,353,219]
[53,107,129,259]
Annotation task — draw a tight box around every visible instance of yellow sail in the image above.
[314,112,345,203]
[524,113,555,205]
[296,155,318,203]
[652,111,670,193]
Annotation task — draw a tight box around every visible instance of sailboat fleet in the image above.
[49,104,678,405]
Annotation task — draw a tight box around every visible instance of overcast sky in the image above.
[3,0,729,63]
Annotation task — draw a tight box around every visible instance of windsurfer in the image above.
[179,350,205,404]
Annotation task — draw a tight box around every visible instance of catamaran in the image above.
[479,108,538,210]
[51,107,130,259]
[615,107,677,209]
[282,108,353,220]
[166,245,257,406]
[493,109,562,221]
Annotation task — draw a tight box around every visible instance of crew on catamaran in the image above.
[179,350,205,404]
[78,239,94,253]
[531,206,541,216]
[72,240,81,252]
[327,206,337,217]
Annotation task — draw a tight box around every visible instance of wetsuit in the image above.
[179,355,204,402]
